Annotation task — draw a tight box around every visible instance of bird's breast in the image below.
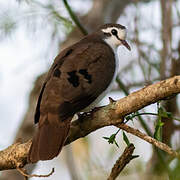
[82,51,119,112]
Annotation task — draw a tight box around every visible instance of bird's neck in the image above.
[103,39,119,77]
[103,38,118,54]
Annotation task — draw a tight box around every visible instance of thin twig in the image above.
[17,167,55,178]
[116,77,129,96]
[107,144,138,180]
[127,112,180,121]
[63,0,88,35]
[118,123,179,158]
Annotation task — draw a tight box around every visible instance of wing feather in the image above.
[35,41,115,122]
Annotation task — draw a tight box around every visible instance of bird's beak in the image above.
[120,39,131,51]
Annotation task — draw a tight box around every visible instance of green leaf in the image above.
[154,125,161,140]
[114,140,119,148]
[123,131,130,146]
[125,115,132,121]
[166,112,172,118]
[103,137,109,140]
[154,116,164,141]
[108,134,116,144]
[102,129,120,148]
[154,103,165,141]
[161,111,172,118]
[159,122,164,126]
[158,107,164,115]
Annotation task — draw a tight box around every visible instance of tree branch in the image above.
[118,124,179,158]
[0,75,180,171]
[107,144,137,180]
[63,0,88,35]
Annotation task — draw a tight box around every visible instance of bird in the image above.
[28,23,131,163]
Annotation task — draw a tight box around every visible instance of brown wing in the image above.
[35,41,115,123]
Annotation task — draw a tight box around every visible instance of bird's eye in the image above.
[111,29,117,35]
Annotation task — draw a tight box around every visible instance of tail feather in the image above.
[28,114,71,163]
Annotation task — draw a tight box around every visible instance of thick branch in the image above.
[0,141,31,171]
[0,76,180,171]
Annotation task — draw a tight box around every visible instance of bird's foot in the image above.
[77,106,104,122]
[77,112,91,122]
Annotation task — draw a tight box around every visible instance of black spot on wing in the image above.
[67,71,79,87]
[53,69,61,78]
[79,69,92,84]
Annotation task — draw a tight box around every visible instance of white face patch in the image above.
[101,27,127,50]
[102,27,126,40]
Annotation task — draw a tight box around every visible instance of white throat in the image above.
[103,38,118,52]
[102,38,119,77]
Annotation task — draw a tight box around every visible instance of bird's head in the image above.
[99,23,131,51]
